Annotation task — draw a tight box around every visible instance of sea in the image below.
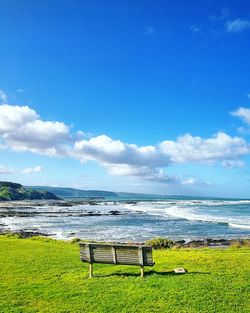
[0,196,250,242]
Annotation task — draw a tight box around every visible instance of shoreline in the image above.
[1,229,249,248]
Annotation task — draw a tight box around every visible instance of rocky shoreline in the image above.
[0,230,50,238]
[174,238,249,248]
[0,229,249,248]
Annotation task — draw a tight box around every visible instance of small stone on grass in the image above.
[174,267,186,274]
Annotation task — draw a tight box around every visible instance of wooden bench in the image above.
[79,242,154,277]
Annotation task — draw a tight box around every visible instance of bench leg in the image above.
[89,263,93,278]
[140,266,144,278]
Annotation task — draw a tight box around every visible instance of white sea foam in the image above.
[164,199,250,207]
[164,205,249,225]
[124,201,250,228]
[229,223,250,230]
[123,202,172,219]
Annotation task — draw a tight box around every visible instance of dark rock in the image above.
[123,201,138,204]
[88,201,98,205]
[175,240,185,245]
[47,201,73,207]
[86,211,101,216]
[185,240,207,247]
[109,210,121,215]
[0,230,50,238]
[181,238,233,248]
[204,238,230,246]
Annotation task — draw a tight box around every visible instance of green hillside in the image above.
[30,186,166,199]
[30,186,118,198]
[0,182,60,201]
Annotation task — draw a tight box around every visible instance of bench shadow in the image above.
[146,270,176,276]
[92,270,210,277]
[95,272,144,277]
[93,270,174,277]
[144,270,210,276]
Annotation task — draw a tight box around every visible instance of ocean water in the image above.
[0,198,250,242]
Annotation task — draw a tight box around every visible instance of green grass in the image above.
[0,236,249,312]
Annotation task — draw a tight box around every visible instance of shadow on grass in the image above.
[145,270,210,276]
[91,270,173,278]
[91,270,210,278]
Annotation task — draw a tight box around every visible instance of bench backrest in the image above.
[79,243,154,266]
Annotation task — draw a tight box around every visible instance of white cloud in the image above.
[0,90,8,103]
[106,164,169,182]
[231,107,250,124]
[72,135,168,168]
[159,132,249,164]
[181,178,196,185]
[181,177,212,187]
[0,165,14,174]
[106,164,211,186]
[0,105,38,134]
[226,19,250,33]
[21,166,43,174]
[0,104,71,156]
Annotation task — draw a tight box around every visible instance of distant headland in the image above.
[0,181,60,201]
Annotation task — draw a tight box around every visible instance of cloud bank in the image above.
[72,131,249,185]
[0,103,249,186]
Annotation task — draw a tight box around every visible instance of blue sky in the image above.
[0,0,250,197]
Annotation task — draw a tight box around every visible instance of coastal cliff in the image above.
[0,181,60,201]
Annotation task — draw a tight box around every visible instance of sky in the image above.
[0,0,250,197]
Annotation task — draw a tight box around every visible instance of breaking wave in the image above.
[124,200,250,230]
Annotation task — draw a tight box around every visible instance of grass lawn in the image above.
[0,236,249,313]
